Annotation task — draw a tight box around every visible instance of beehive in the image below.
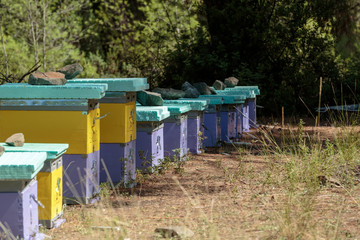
[0,83,107,204]
[0,151,47,240]
[164,99,208,154]
[136,106,170,171]
[197,96,224,147]
[68,78,149,185]
[221,87,260,128]
[0,143,69,228]
[162,104,191,159]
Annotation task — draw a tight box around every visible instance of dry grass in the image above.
[44,123,360,240]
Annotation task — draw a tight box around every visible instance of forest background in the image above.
[1,0,360,116]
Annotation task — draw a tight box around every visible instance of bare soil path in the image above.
[46,126,360,239]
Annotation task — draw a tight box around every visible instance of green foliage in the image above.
[0,0,97,78]
[1,0,360,115]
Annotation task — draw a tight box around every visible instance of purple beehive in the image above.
[62,151,100,204]
[242,102,250,132]
[235,104,243,139]
[248,98,256,128]
[164,114,188,159]
[187,111,203,154]
[220,105,237,142]
[203,105,221,147]
[163,99,208,155]
[136,123,164,171]
[99,141,136,186]
[0,180,39,240]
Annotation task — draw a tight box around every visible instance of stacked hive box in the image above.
[233,86,260,128]
[0,143,68,228]
[0,83,107,204]
[0,151,47,239]
[68,78,149,186]
[197,96,224,147]
[164,99,209,154]
[136,106,170,171]
[163,104,191,159]
[213,89,257,133]
[207,93,248,141]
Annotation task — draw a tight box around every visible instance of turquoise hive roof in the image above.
[0,152,47,180]
[0,83,107,99]
[164,104,191,115]
[164,99,209,111]
[69,78,149,92]
[136,106,170,121]
[234,86,260,95]
[0,143,68,160]
[196,96,224,105]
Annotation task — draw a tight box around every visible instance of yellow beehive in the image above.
[100,101,136,143]
[0,108,100,154]
[37,158,63,227]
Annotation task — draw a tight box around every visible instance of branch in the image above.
[17,61,41,83]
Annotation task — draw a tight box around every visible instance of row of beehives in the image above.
[0,78,259,240]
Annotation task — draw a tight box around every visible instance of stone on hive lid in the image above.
[57,63,84,79]
[29,71,67,85]
[153,88,186,100]
[137,91,164,106]
[5,133,25,147]
[193,82,214,95]
[224,76,239,87]
[213,80,226,90]
[181,81,200,98]
[0,146,4,157]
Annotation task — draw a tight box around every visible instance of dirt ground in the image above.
[45,125,360,240]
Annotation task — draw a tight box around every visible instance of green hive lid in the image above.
[136,106,170,122]
[0,83,107,99]
[0,152,47,180]
[197,95,224,105]
[219,95,246,104]
[215,89,256,98]
[163,99,209,111]
[0,143,68,160]
[164,104,191,115]
[234,86,260,95]
[69,78,149,92]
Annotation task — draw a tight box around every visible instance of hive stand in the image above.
[164,99,209,154]
[69,78,149,186]
[0,143,69,229]
[163,104,191,159]
[136,106,170,171]
[0,151,47,240]
[0,83,107,204]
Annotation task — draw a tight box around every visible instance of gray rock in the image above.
[5,133,25,147]
[28,71,67,85]
[224,76,239,88]
[57,63,84,79]
[193,82,212,95]
[213,80,226,90]
[181,81,200,98]
[153,88,186,100]
[137,91,164,106]
[155,226,194,239]
[0,146,4,157]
